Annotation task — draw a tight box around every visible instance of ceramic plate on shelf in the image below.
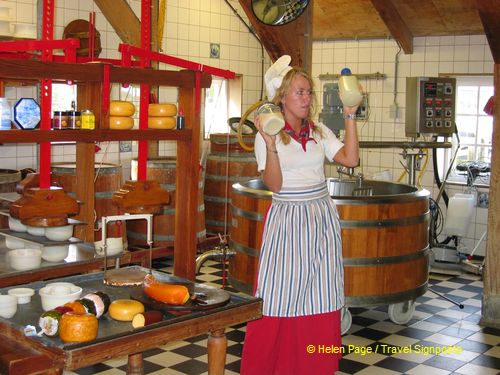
[13,98,40,130]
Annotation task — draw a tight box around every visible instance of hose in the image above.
[237,100,264,151]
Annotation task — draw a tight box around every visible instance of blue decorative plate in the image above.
[13,98,41,130]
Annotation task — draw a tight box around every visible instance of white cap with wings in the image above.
[264,55,292,100]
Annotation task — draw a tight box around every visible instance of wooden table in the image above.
[0,267,262,375]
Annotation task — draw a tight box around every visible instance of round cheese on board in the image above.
[148,116,176,129]
[148,103,177,117]
[110,101,135,116]
[108,299,145,321]
[109,116,134,130]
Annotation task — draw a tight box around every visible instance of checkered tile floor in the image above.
[66,257,500,375]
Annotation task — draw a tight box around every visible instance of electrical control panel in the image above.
[405,77,456,137]
[319,82,368,135]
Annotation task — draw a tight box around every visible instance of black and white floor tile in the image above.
[66,257,500,375]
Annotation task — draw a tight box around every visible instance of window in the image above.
[52,83,77,111]
[203,75,242,138]
[442,75,493,185]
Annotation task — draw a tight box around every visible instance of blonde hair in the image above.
[271,67,323,145]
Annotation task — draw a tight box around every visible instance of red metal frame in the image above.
[137,0,152,181]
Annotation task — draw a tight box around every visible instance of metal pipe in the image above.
[195,247,236,274]
[359,141,452,149]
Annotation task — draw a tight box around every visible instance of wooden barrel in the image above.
[127,158,206,247]
[204,133,260,235]
[50,163,122,241]
[229,179,430,306]
[0,169,21,228]
[228,179,272,295]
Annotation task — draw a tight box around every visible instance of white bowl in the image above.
[94,237,124,256]
[8,217,27,232]
[8,288,35,304]
[41,244,69,262]
[5,237,25,250]
[39,282,82,311]
[0,295,17,318]
[8,248,42,271]
[44,224,73,242]
[26,225,45,237]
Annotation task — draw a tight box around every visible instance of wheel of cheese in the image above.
[148,116,176,129]
[148,103,177,117]
[59,312,98,343]
[108,299,145,321]
[110,100,135,116]
[109,116,134,130]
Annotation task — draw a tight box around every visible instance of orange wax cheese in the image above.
[108,299,145,321]
[148,103,177,117]
[59,312,98,343]
[109,116,134,130]
[143,274,190,305]
[110,100,135,116]
[148,116,176,129]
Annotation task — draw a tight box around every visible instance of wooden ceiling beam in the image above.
[369,0,413,54]
[238,0,313,73]
[93,0,141,47]
[477,0,500,64]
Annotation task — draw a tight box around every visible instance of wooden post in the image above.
[127,352,144,375]
[207,329,227,375]
[174,85,201,280]
[75,82,101,242]
[481,62,500,328]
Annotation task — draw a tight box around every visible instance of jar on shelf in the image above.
[67,111,81,129]
[52,111,68,129]
[81,109,95,129]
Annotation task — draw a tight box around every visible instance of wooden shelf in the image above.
[0,58,211,87]
[0,55,210,280]
[0,129,191,143]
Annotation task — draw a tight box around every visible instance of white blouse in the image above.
[255,122,344,189]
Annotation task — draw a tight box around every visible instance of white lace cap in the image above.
[264,55,292,100]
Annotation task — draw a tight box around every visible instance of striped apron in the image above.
[255,182,345,317]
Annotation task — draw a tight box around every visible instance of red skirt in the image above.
[240,310,342,375]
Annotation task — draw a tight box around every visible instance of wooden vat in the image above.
[228,178,430,307]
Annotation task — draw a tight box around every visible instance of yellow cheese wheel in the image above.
[110,101,135,116]
[59,312,98,343]
[149,103,177,117]
[148,116,176,129]
[108,299,145,321]
[109,116,134,130]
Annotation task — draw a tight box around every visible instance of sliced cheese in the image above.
[110,101,135,116]
[109,116,134,130]
[148,103,177,117]
[148,116,176,129]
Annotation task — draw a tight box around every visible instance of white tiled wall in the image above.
[0,0,493,255]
